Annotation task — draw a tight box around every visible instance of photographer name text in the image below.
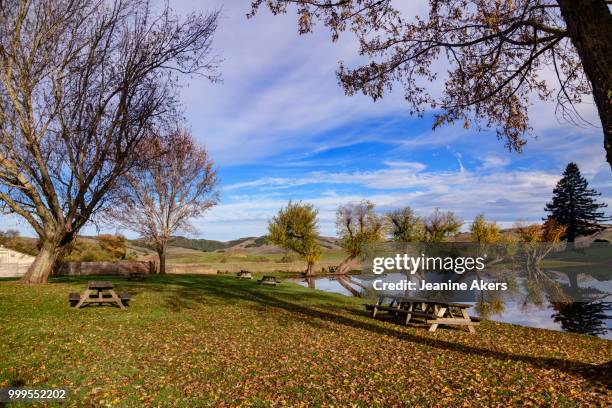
[372,279,507,291]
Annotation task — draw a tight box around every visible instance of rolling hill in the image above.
[128,235,342,254]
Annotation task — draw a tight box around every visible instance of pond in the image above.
[285,274,612,339]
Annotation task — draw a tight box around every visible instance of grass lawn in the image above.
[1,275,610,407]
[165,249,349,274]
[544,244,612,279]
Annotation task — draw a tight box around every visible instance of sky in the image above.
[1,0,610,241]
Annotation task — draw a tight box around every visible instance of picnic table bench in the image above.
[257,276,281,286]
[69,281,130,310]
[365,296,479,333]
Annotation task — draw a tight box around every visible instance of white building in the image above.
[0,246,35,277]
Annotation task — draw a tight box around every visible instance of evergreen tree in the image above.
[544,163,610,242]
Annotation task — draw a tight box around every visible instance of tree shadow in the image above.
[49,274,611,386]
[161,276,611,387]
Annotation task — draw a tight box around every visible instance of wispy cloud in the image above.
[478,154,511,170]
[196,161,600,239]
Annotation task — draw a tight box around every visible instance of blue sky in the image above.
[1,0,610,241]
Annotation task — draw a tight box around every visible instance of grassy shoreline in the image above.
[1,275,610,406]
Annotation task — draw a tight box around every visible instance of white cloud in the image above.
[478,154,511,170]
[170,0,413,165]
[381,161,427,172]
[194,163,601,240]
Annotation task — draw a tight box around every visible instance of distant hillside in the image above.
[129,236,258,252]
[129,235,342,254]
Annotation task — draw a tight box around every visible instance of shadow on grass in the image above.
[50,274,611,386]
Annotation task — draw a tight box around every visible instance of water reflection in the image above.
[288,274,612,339]
[547,267,611,336]
[551,301,612,336]
[303,275,366,297]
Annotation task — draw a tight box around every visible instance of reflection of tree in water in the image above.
[359,241,611,335]
[551,301,611,336]
[304,275,366,297]
[335,275,366,297]
[549,268,611,336]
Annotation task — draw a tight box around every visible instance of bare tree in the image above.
[0,0,220,283]
[250,0,612,169]
[424,208,463,242]
[386,207,425,243]
[336,200,385,274]
[109,128,218,274]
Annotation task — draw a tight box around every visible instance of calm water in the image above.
[286,274,612,339]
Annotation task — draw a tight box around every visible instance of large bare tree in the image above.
[336,200,385,274]
[109,128,219,274]
[0,0,219,283]
[250,0,612,168]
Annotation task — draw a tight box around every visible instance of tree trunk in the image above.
[157,246,167,274]
[567,271,579,292]
[336,255,355,275]
[305,261,315,277]
[19,240,62,284]
[557,0,612,169]
[336,275,362,297]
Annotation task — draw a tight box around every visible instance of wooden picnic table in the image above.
[257,275,280,286]
[237,270,253,279]
[70,281,130,310]
[127,272,146,281]
[365,295,479,333]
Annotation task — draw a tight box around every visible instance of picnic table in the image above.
[257,276,281,286]
[365,295,479,333]
[69,281,130,310]
[127,272,146,281]
[237,270,253,279]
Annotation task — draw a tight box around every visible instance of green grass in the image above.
[544,244,612,279]
[166,248,347,263]
[164,248,349,274]
[1,275,610,407]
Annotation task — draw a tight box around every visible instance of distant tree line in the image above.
[0,230,130,262]
[267,162,609,276]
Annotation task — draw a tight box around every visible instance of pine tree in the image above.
[544,163,610,242]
